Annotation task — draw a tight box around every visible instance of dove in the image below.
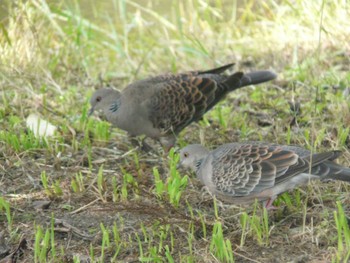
[89,63,276,150]
[179,142,350,208]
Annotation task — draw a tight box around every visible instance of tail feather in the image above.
[203,69,277,114]
[321,161,350,182]
[198,63,235,75]
[240,71,277,87]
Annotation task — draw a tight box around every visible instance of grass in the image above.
[0,197,12,231]
[333,201,350,262]
[240,204,270,247]
[0,0,350,262]
[210,220,235,262]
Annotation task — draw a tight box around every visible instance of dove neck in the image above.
[195,159,204,172]
[109,98,121,113]
[104,98,121,122]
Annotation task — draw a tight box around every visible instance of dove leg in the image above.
[159,135,176,152]
[129,136,155,152]
[140,139,155,152]
[129,136,140,148]
[263,196,278,210]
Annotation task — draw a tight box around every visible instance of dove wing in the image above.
[209,144,333,196]
[146,74,217,135]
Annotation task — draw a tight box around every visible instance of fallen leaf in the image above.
[26,113,57,138]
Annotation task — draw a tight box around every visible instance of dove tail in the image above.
[240,71,277,87]
[321,162,350,183]
[199,63,235,74]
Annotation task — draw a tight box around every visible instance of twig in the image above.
[234,248,262,263]
[70,199,99,215]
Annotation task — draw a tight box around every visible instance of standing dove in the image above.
[89,63,276,149]
[179,142,350,207]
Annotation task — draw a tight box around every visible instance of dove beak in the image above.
[88,107,95,117]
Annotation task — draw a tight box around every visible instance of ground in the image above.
[0,1,350,262]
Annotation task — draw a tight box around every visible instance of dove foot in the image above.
[263,197,278,210]
[140,140,155,153]
[129,136,156,153]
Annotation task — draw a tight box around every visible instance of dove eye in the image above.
[96,96,102,102]
[183,152,189,158]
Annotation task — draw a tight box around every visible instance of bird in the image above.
[178,142,350,208]
[89,63,277,150]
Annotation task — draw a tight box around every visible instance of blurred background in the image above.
[2,0,348,80]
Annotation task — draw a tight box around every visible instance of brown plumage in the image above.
[89,63,277,149]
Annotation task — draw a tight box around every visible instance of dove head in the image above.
[89,88,122,116]
[179,144,209,170]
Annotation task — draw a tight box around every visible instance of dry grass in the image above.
[1,0,350,262]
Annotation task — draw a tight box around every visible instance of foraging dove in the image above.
[179,142,350,207]
[89,63,276,149]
